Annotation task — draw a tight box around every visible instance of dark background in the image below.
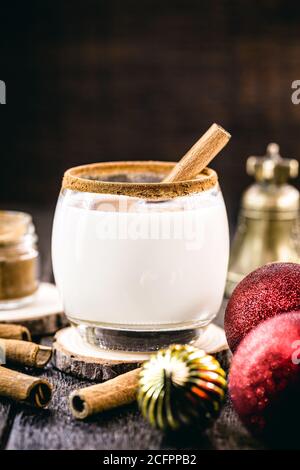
[1,0,300,226]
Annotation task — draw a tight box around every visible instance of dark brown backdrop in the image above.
[1,0,300,224]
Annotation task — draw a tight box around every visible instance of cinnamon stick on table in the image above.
[0,323,31,341]
[0,339,52,368]
[0,366,52,407]
[69,368,141,420]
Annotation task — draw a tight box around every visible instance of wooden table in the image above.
[0,207,264,450]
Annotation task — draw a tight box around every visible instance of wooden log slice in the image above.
[0,283,67,337]
[53,323,230,382]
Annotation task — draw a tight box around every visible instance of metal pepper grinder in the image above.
[226,143,300,297]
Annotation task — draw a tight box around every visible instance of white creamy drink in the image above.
[52,187,229,328]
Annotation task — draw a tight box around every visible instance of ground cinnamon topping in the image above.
[62,161,218,200]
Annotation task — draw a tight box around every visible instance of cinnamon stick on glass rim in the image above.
[69,368,141,420]
[0,324,31,341]
[0,366,52,408]
[0,339,52,368]
[163,123,231,183]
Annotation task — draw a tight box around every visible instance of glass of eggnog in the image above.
[52,161,229,351]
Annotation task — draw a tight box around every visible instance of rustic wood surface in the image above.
[0,208,266,450]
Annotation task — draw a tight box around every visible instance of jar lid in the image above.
[62,161,218,200]
[0,211,32,245]
[247,143,299,183]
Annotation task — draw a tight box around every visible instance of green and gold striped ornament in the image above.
[137,344,227,431]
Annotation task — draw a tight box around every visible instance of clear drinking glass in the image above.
[52,161,229,351]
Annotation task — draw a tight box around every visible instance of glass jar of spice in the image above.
[0,211,39,309]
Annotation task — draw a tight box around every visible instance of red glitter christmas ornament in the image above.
[224,262,300,352]
[229,312,300,446]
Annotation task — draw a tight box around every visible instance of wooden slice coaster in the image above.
[0,283,67,336]
[53,323,230,382]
